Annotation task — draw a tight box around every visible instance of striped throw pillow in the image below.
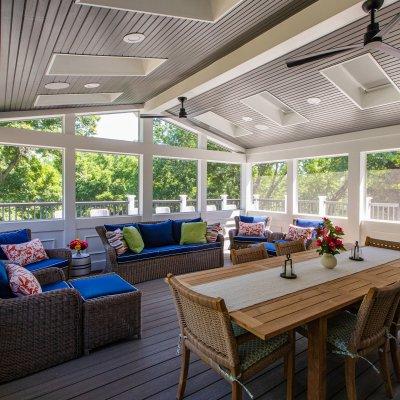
[206,223,223,243]
[106,229,129,256]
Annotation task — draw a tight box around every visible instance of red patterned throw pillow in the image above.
[206,223,223,243]
[1,238,48,267]
[238,221,265,237]
[6,263,42,297]
[286,224,314,241]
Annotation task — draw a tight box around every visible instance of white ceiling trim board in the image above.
[34,93,123,107]
[75,0,244,22]
[143,0,398,113]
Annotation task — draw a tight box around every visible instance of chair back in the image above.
[365,237,400,251]
[231,244,268,265]
[351,282,400,352]
[167,274,239,370]
[276,240,305,256]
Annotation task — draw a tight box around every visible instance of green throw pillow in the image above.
[123,227,144,253]
[180,222,207,245]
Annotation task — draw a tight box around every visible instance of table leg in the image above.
[307,317,327,400]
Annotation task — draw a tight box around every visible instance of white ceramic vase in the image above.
[321,253,337,269]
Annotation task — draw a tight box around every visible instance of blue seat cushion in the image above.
[239,215,268,224]
[138,220,175,247]
[172,218,202,242]
[0,260,13,299]
[117,242,221,263]
[69,273,137,300]
[234,235,268,243]
[104,223,139,232]
[294,219,323,229]
[41,280,70,292]
[264,240,289,256]
[25,258,69,273]
[0,229,30,259]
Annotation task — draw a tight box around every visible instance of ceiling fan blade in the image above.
[373,13,400,39]
[377,42,400,60]
[286,45,362,68]
[139,115,169,119]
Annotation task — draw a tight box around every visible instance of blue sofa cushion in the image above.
[138,220,175,247]
[239,215,268,224]
[172,218,202,242]
[117,242,221,263]
[42,280,70,292]
[25,258,69,273]
[69,273,137,300]
[0,229,30,259]
[264,240,289,256]
[294,219,323,239]
[234,235,268,243]
[0,260,13,299]
[104,223,139,232]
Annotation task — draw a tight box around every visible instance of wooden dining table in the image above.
[176,248,400,400]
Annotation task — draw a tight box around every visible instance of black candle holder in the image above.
[280,254,297,279]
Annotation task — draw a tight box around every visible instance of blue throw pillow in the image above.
[172,218,202,242]
[138,220,175,248]
[295,219,323,229]
[0,261,13,299]
[104,223,139,232]
[239,215,268,224]
[0,229,30,259]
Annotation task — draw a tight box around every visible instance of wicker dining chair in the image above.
[325,282,400,400]
[365,236,400,383]
[275,240,305,256]
[167,274,295,400]
[231,244,268,265]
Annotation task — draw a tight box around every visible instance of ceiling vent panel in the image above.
[75,0,244,22]
[194,111,252,138]
[34,92,123,107]
[240,91,308,127]
[320,53,400,110]
[46,54,167,76]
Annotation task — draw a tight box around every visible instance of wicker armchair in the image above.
[365,237,400,383]
[275,240,306,256]
[96,221,224,284]
[325,282,400,400]
[167,274,295,400]
[231,244,268,265]
[0,267,82,383]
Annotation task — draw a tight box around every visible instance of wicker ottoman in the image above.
[69,273,141,354]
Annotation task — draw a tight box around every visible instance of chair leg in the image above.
[379,345,394,399]
[344,358,357,400]
[231,381,242,400]
[177,345,190,400]
[390,330,400,382]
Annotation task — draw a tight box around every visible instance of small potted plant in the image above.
[69,238,88,257]
[316,217,345,269]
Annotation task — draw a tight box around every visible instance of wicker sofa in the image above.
[96,219,224,284]
[0,267,82,383]
[0,228,71,277]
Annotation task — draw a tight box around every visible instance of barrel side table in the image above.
[70,253,91,277]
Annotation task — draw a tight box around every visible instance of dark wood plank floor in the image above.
[0,277,398,400]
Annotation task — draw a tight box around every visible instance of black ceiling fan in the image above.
[286,0,400,68]
[140,96,188,119]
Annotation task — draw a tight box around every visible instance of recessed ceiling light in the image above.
[84,83,100,89]
[242,116,253,122]
[45,82,70,90]
[123,33,145,44]
[255,124,268,131]
[307,97,321,105]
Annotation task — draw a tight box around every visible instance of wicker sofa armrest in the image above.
[95,226,118,273]
[268,231,287,241]
[45,248,72,262]
[0,289,82,383]
[33,267,66,286]
[228,228,238,249]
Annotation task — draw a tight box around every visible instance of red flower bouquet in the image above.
[315,217,346,256]
[69,238,88,254]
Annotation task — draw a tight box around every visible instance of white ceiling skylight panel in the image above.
[320,53,400,110]
[34,93,123,107]
[75,0,244,22]
[46,54,167,77]
[240,91,308,127]
[194,111,252,138]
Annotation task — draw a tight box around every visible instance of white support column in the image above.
[63,113,76,244]
[347,150,364,242]
[241,163,252,212]
[140,118,154,220]
[287,159,296,217]
[318,196,327,216]
[198,133,207,213]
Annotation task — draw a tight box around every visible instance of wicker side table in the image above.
[70,253,91,277]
